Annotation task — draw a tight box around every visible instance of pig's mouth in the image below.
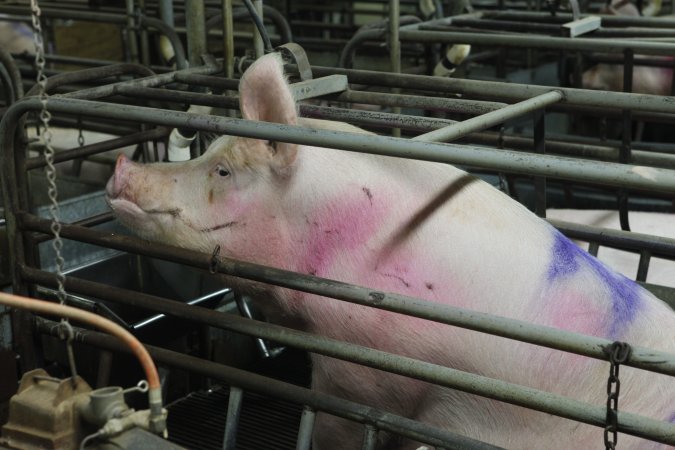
[106,195,184,229]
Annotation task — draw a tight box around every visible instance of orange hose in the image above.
[0,291,161,390]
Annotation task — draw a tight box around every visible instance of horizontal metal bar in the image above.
[35,318,503,450]
[19,217,675,377]
[25,127,169,170]
[294,64,675,115]
[548,219,675,258]
[413,91,563,142]
[23,262,675,445]
[5,97,675,194]
[402,22,675,55]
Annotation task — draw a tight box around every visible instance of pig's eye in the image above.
[266,140,278,152]
[215,165,230,177]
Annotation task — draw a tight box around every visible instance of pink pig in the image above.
[106,53,675,449]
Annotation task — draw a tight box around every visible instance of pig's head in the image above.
[106,54,299,262]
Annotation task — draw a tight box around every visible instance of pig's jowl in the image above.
[106,53,675,450]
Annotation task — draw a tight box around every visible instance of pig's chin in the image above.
[106,197,176,240]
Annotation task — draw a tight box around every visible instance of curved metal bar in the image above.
[0,47,23,100]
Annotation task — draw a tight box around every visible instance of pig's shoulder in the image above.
[298,117,374,135]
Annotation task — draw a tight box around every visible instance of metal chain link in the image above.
[604,342,631,450]
[30,0,79,385]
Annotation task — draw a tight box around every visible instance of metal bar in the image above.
[253,0,264,58]
[413,90,563,142]
[295,406,316,450]
[549,219,675,258]
[25,268,675,445]
[19,224,675,377]
[222,386,243,450]
[292,64,675,115]
[185,0,207,66]
[361,425,378,450]
[636,251,652,283]
[25,127,169,170]
[619,48,635,232]
[389,0,401,138]
[125,0,140,63]
[35,318,503,450]
[401,23,675,55]
[4,97,675,194]
[334,90,507,115]
[533,108,547,217]
[223,0,234,79]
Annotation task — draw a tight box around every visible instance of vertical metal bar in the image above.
[253,0,264,58]
[636,251,651,283]
[235,294,271,358]
[96,350,114,388]
[588,242,600,257]
[158,0,174,28]
[125,0,140,63]
[223,0,234,79]
[295,406,316,450]
[185,0,207,66]
[222,386,244,450]
[138,0,150,66]
[389,0,401,138]
[533,107,547,217]
[361,424,378,450]
[619,47,634,232]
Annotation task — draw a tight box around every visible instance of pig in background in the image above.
[106,53,675,449]
[582,0,673,95]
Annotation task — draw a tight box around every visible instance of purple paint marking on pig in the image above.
[548,231,641,337]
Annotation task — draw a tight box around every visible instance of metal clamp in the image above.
[277,43,313,81]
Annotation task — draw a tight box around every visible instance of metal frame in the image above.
[2,60,675,447]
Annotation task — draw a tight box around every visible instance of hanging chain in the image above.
[604,341,631,450]
[30,0,79,385]
[77,117,85,147]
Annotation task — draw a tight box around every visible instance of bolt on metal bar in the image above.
[296,406,316,450]
[5,97,675,194]
[35,318,503,450]
[413,90,563,142]
[23,265,675,445]
[222,386,243,450]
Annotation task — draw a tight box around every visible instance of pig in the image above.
[547,209,675,289]
[581,0,673,96]
[106,53,675,449]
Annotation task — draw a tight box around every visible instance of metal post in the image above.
[253,0,264,58]
[361,424,378,450]
[413,91,563,142]
[125,0,140,63]
[185,0,207,66]
[533,108,547,217]
[222,386,244,450]
[295,406,316,450]
[619,48,634,232]
[389,0,401,138]
[223,0,234,79]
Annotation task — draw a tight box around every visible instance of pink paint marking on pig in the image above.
[106,53,675,449]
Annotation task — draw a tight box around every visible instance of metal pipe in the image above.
[158,0,174,28]
[253,0,264,57]
[361,425,378,450]
[389,0,401,138]
[413,90,563,142]
[35,319,504,450]
[0,47,23,100]
[185,0,207,66]
[222,0,234,79]
[4,97,675,194]
[222,386,243,450]
[125,0,140,63]
[399,26,675,56]
[23,267,675,445]
[295,407,315,450]
[19,224,675,377]
[25,127,169,170]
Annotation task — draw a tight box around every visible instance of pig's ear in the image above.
[240,54,298,169]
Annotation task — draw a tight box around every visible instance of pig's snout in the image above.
[106,153,132,199]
